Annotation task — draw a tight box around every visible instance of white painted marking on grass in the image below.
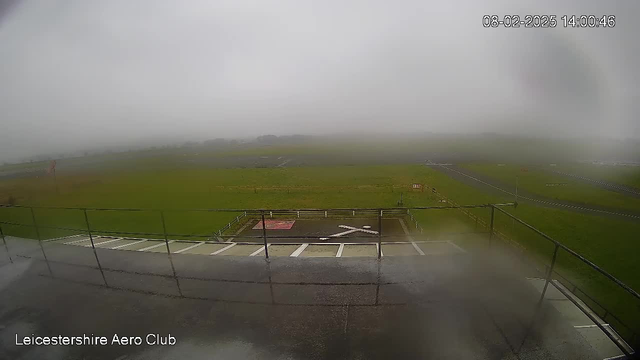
[290,243,309,257]
[250,244,270,256]
[411,242,425,255]
[210,243,236,255]
[336,243,345,257]
[138,241,174,252]
[87,238,122,247]
[64,237,92,245]
[446,240,467,253]
[45,234,84,242]
[175,242,204,254]
[111,239,146,249]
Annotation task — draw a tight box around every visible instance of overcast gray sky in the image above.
[1,0,639,161]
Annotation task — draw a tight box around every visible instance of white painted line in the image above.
[336,243,345,257]
[87,238,122,247]
[330,229,360,237]
[111,239,147,249]
[64,237,92,245]
[573,324,610,329]
[229,219,252,242]
[376,243,384,257]
[138,241,174,252]
[338,225,379,234]
[290,243,309,257]
[175,242,205,254]
[211,243,236,255]
[45,234,84,242]
[447,240,467,253]
[398,218,410,235]
[411,242,425,255]
[602,354,627,360]
[250,244,270,256]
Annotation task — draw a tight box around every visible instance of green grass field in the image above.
[462,163,640,212]
[0,165,444,240]
[560,163,640,190]
[1,160,639,339]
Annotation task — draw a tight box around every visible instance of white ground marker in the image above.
[398,218,411,235]
[86,238,122,247]
[573,324,609,329]
[138,240,174,252]
[337,225,378,234]
[290,243,309,257]
[603,355,627,360]
[175,242,204,254]
[330,229,360,237]
[376,243,384,257]
[111,239,147,249]
[336,243,345,257]
[64,237,92,245]
[229,220,253,242]
[45,234,84,242]
[446,240,467,253]
[411,242,425,256]
[211,243,236,255]
[250,244,270,256]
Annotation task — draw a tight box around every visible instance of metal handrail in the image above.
[492,205,640,301]
[0,203,516,212]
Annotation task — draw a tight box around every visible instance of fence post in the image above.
[160,211,183,297]
[83,209,108,286]
[489,206,495,247]
[30,207,52,276]
[0,223,12,263]
[261,211,269,260]
[0,225,13,264]
[518,243,561,354]
[377,209,382,259]
[539,244,559,303]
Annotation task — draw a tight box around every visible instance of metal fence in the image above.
[489,206,639,358]
[0,202,638,357]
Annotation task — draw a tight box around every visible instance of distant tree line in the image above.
[255,134,312,144]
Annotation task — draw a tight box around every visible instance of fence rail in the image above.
[0,202,637,356]
[490,205,638,357]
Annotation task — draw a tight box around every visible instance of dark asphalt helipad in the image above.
[233,218,406,244]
